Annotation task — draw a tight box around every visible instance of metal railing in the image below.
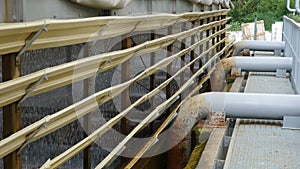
[0,10,233,169]
[283,16,300,93]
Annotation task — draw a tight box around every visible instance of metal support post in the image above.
[166,26,173,113]
[180,23,186,87]
[190,21,196,74]
[5,0,9,23]
[206,17,210,63]
[121,35,131,135]
[212,17,216,55]
[148,0,155,135]
[216,16,221,52]
[120,34,131,165]
[167,1,184,168]
[206,16,212,91]
[221,15,226,58]
[83,43,94,169]
[150,31,155,134]
[166,0,176,113]
[254,15,258,40]
[2,53,22,169]
[199,19,204,93]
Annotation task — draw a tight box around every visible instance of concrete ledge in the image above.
[196,127,226,169]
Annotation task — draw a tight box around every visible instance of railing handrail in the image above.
[0,10,229,55]
[0,10,232,169]
[0,20,229,160]
[0,18,229,109]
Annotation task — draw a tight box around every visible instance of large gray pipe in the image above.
[210,56,293,91]
[296,0,300,13]
[232,40,285,56]
[180,92,300,119]
[223,56,293,72]
[287,0,296,12]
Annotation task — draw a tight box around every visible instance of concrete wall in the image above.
[0,0,213,22]
[0,0,221,22]
[0,0,4,22]
[22,0,102,21]
[112,0,193,15]
[1,0,23,22]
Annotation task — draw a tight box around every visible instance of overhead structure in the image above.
[69,0,133,9]
[186,0,233,8]
[0,10,228,55]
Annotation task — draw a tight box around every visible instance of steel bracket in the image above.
[274,49,281,56]
[16,24,49,65]
[128,20,145,35]
[17,71,48,107]
[283,116,300,130]
[276,68,287,78]
[17,116,50,155]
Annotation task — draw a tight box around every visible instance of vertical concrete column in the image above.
[2,53,22,169]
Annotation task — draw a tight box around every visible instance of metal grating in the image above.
[224,69,298,169]
[244,73,295,94]
[224,119,300,169]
